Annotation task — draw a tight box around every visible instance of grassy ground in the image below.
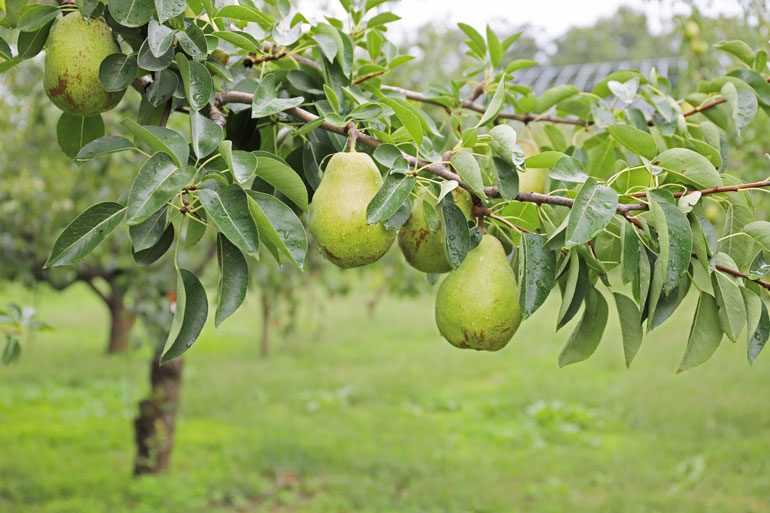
[1,281,770,513]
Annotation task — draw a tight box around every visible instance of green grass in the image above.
[1,282,770,513]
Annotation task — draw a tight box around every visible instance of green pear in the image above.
[435,234,522,351]
[398,187,472,273]
[518,139,549,194]
[309,152,395,268]
[44,13,125,116]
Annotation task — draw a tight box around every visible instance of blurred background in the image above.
[2,0,770,512]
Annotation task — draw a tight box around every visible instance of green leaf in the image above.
[45,202,126,267]
[99,53,137,92]
[56,113,105,160]
[246,191,308,270]
[382,97,424,145]
[442,199,470,269]
[133,222,173,265]
[372,144,402,167]
[121,119,189,166]
[712,265,747,342]
[176,23,208,60]
[493,157,518,200]
[184,211,207,248]
[678,292,722,373]
[721,203,754,270]
[231,151,257,183]
[715,40,755,66]
[565,177,618,247]
[486,24,502,67]
[75,136,135,161]
[154,0,185,22]
[127,153,196,225]
[17,21,53,60]
[137,37,174,71]
[457,22,486,57]
[525,151,567,169]
[0,34,13,61]
[518,233,556,318]
[727,69,770,106]
[253,154,309,211]
[175,53,212,111]
[744,221,770,253]
[650,194,692,294]
[161,269,208,364]
[198,185,261,259]
[190,110,224,158]
[108,0,154,27]
[488,124,518,164]
[211,31,260,53]
[450,150,485,198]
[215,4,272,25]
[549,156,588,183]
[614,293,643,368]
[620,221,639,284]
[147,20,176,57]
[16,4,58,32]
[129,206,167,251]
[607,124,657,160]
[558,287,608,367]
[366,174,416,225]
[146,69,178,106]
[690,213,717,272]
[252,74,304,117]
[746,291,770,364]
[720,81,757,133]
[557,252,589,329]
[323,84,340,113]
[215,234,248,327]
[653,148,722,188]
[476,75,506,126]
[534,85,579,114]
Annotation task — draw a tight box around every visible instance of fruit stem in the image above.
[346,121,359,152]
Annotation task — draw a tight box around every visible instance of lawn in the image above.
[1,281,769,513]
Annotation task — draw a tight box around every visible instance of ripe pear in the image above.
[309,152,395,268]
[435,235,522,351]
[44,13,124,116]
[517,139,549,194]
[398,187,472,273]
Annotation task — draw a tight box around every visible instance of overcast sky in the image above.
[301,0,744,41]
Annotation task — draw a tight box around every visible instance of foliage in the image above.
[0,303,50,363]
[1,0,769,369]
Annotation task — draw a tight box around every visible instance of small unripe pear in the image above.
[398,188,472,273]
[435,235,522,351]
[684,20,700,39]
[517,139,549,194]
[44,13,124,116]
[309,152,395,268]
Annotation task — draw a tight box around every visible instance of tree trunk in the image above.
[106,290,135,354]
[133,351,184,476]
[260,290,270,359]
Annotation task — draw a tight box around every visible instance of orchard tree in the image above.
[2,0,770,379]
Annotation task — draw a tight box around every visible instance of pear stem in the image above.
[346,122,359,152]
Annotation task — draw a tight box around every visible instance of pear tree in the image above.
[2,0,770,371]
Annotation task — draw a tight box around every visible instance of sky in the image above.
[301,0,744,41]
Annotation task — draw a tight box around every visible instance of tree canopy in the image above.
[1,0,769,371]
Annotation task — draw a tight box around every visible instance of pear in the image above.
[435,234,522,351]
[309,152,395,268]
[44,13,124,116]
[518,139,549,194]
[398,187,472,273]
